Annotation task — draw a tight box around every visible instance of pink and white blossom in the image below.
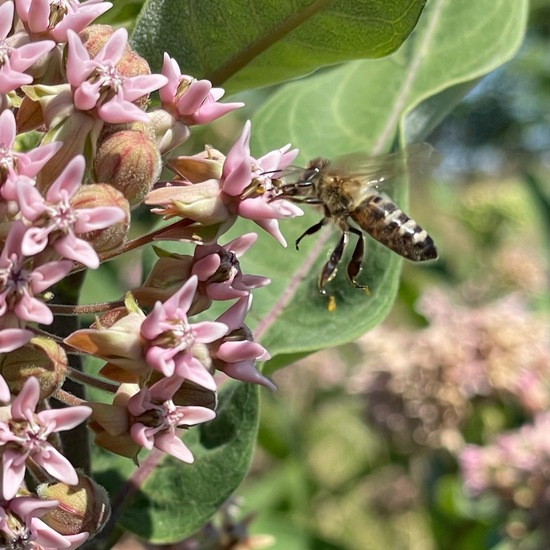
[0,1,56,94]
[0,109,62,201]
[141,275,228,389]
[127,375,216,463]
[65,28,167,123]
[0,495,80,549]
[15,0,113,43]
[0,221,73,328]
[0,376,92,500]
[16,155,126,268]
[146,121,302,245]
[212,296,274,390]
[159,53,243,125]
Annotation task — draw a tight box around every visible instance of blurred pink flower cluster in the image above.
[357,291,550,452]
[0,1,301,547]
[460,413,550,539]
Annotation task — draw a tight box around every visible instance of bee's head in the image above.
[303,158,328,183]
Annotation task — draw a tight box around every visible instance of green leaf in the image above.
[131,0,428,93]
[239,0,528,367]
[94,382,259,543]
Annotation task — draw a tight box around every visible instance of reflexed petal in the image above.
[9,40,55,70]
[0,109,16,147]
[21,226,51,256]
[0,1,15,38]
[176,406,216,426]
[123,74,169,102]
[191,321,228,343]
[154,432,194,463]
[94,27,127,64]
[31,517,79,549]
[73,206,125,232]
[174,356,217,391]
[216,340,268,363]
[219,360,277,391]
[18,141,63,177]
[53,234,99,268]
[98,97,150,123]
[66,30,93,85]
[26,0,50,34]
[223,120,251,174]
[74,79,102,110]
[222,158,251,197]
[254,218,287,247]
[38,405,92,431]
[31,260,74,292]
[149,375,185,402]
[0,328,33,353]
[15,177,46,220]
[130,423,154,449]
[146,345,176,377]
[11,375,40,419]
[14,295,54,324]
[47,155,85,201]
[34,444,79,485]
[2,448,27,499]
[164,275,198,317]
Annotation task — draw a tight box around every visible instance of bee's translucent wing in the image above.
[327,143,441,185]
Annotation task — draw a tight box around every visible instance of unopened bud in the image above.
[94,130,162,208]
[36,474,111,537]
[71,184,130,254]
[0,337,67,399]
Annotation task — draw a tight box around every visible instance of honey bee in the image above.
[272,144,439,305]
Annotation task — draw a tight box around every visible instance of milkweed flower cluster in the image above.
[459,413,550,542]
[357,292,550,453]
[0,1,301,547]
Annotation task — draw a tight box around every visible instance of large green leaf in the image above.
[238,0,528,367]
[93,382,259,543]
[131,0,427,93]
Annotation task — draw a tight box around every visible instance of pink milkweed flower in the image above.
[0,221,73,327]
[220,120,303,245]
[145,121,303,245]
[0,1,56,94]
[65,28,167,123]
[0,494,86,549]
[127,375,216,463]
[16,155,126,268]
[159,53,243,125]
[15,0,113,43]
[211,296,274,390]
[0,109,62,201]
[132,233,270,315]
[0,376,92,500]
[141,275,228,390]
[191,233,270,303]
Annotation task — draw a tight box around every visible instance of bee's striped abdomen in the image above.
[351,193,438,261]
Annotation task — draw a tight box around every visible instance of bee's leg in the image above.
[318,229,348,295]
[295,217,327,250]
[347,227,370,294]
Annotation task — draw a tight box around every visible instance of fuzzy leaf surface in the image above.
[131,0,427,92]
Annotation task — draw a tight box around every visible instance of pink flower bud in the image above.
[71,183,130,254]
[93,130,162,208]
[36,474,110,538]
[0,336,68,400]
